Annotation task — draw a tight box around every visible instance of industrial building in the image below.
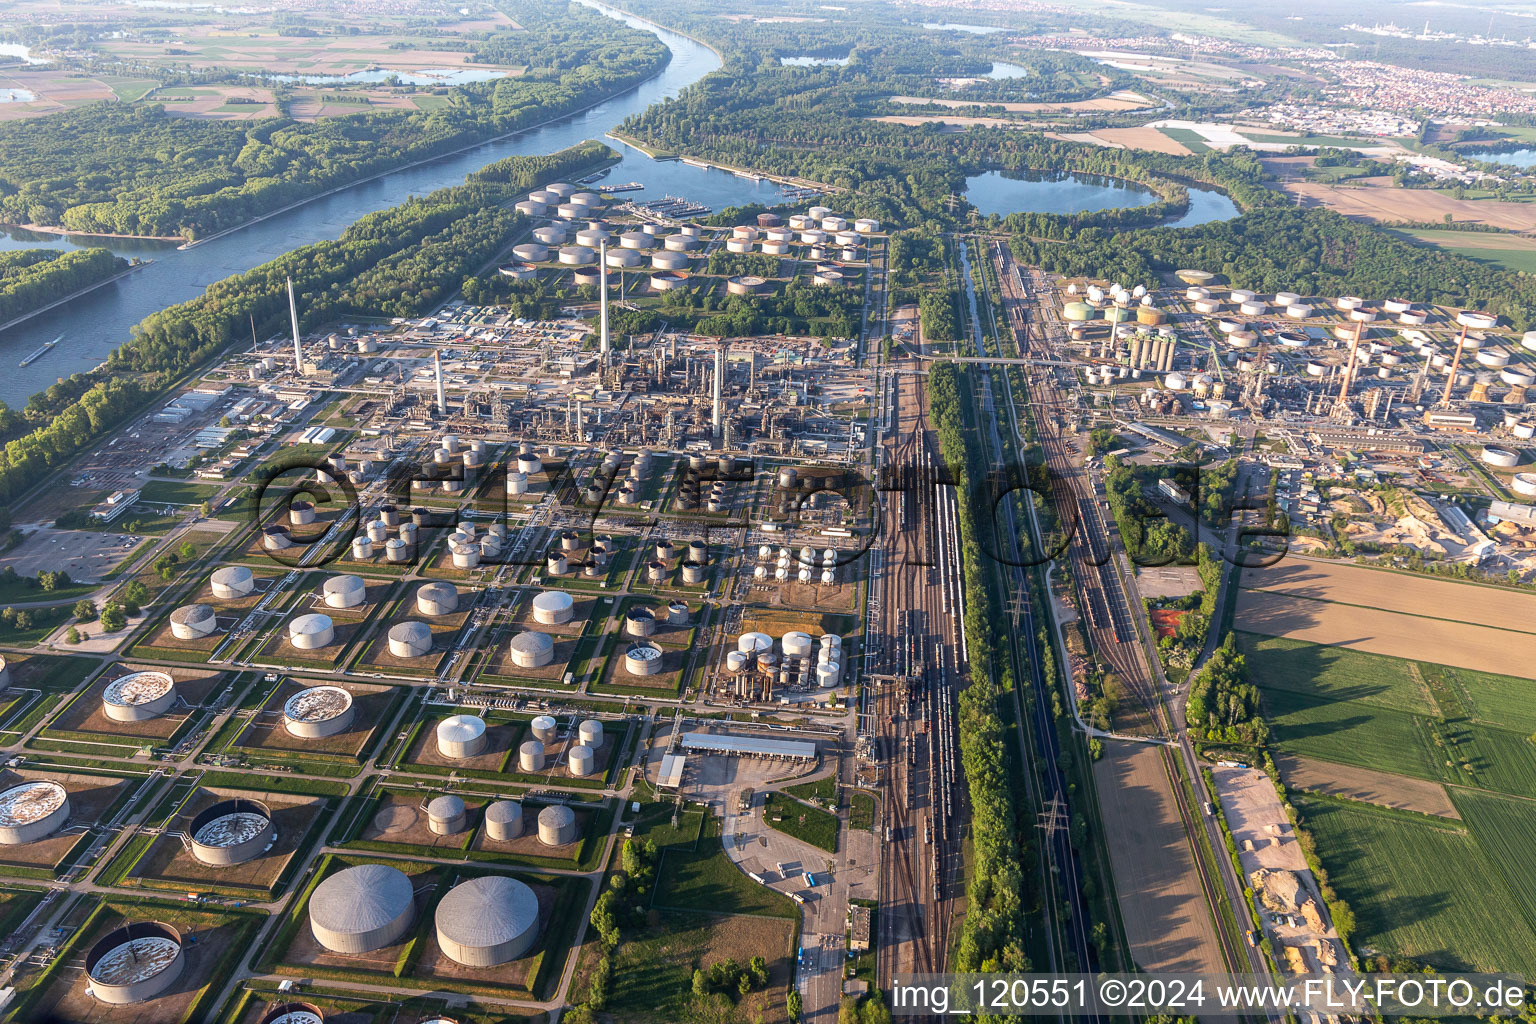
[679,732,818,762]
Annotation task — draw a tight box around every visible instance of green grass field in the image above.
[1450,788,1536,942]
[1261,687,1445,782]
[137,478,221,505]
[1156,127,1211,155]
[764,792,838,853]
[654,815,800,919]
[1238,633,1432,712]
[1392,229,1536,274]
[1239,131,1377,148]
[1297,794,1536,975]
[1433,664,1536,734]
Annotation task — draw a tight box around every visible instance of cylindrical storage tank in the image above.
[484,800,524,841]
[84,922,185,1004]
[570,191,602,208]
[1273,291,1300,306]
[435,875,541,967]
[289,501,316,526]
[854,217,880,233]
[309,863,414,954]
[686,540,708,562]
[449,541,479,569]
[506,471,529,495]
[263,526,293,550]
[519,740,546,772]
[578,719,604,749]
[624,642,664,676]
[626,607,657,637]
[568,744,595,777]
[558,245,595,265]
[1482,446,1520,468]
[1477,348,1512,368]
[545,182,577,197]
[514,200,548,217]
[509,631,555,669]
[821,215,847,231]
[387,621,432,659]
[680,560,707,584]
[663,234,698,251]
[258,1001,326,1024]
[651,250,689,270]
[512,243,548,263]
[517,453,543,475]
[1336,296,1364,312]
[817,662,841,688]
[726,650,749,673]
[211,565,255,599]
[527,715,557,746]
[1502,367,1535,388]
[605,247,642,268]
[169,603,217,640]
[789,214,814,230]
[532,591,574,625]
[646,560,667,583]
[1229,288,1255,303]
[385,537,410,563]
[189,798,274,866]
[427,794,466,835]
[0,780,69,844]
[322,574,366,609]
[813,268,844,287]
[556,202,584,219]
[1239,300,1266,316]
[1458,311,1498,330]
[104,671,177,722]
[618,230,653,250]
[1349,308,1377,323]
[283,685,353,738]
[1194,299,1221,315]
[1512,472,1536,497]
[665,601,691,626]
[366,520,388,543]
[731,225,759,240]
[738,631,773,655]
[725,238,752,254]
[727,275,766,295]
[532,225,566,245]
[1285,303,1312,319]
[782,631,814,659]
[415,581,459,618]
[1185,286,1210,301]
[547,552,569,576]
[289,613,334,650]
[1165,371,1189,391]
[436,715,487,759]
[538,804,577,846]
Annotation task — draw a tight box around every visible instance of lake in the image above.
[780,56,851,67]
[987,62,1028,79]
[921,22,1003,35]
[0,3,798,406]
[265,67,511,86]
[965,169,1239,226]
[1463,148,1536,169]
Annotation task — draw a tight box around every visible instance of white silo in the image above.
[510,631,555,669]
[578,719,604,749]
[322,574,366,609]
[169,604,218,640]
[417,581,459,616]
[531,715,558,745]
[427,794,467,835]
[519,740,546,772]
[289,613,334,649]
[352,536,374,560]
[568,744,595,777]
[537,804,577,846]
[484,800,524,840]
[211,566,255,599]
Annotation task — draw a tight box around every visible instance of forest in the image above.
[0,248,128,323]
[0,143,608,502]
[0,2,665,239]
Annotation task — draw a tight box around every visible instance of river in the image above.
[0,6,796,407]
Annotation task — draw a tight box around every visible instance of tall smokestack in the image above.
[434,350,447,417]
[1442,325,1468,408]
[1336,320,1363,415]
[287,276,304,375]
[599,238,610,362]
[712,344,724,440]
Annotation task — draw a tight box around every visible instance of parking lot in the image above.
[0,528,144,583]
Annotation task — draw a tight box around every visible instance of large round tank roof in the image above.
[436,715,486,745]
[283,685,354,723]
[532,591,574,614]
[434,874,539,948]
[170,603,216,626]
[211,565,254,588]
[418,581,457,601]
[390,621,431,644]
[323,574,366,599]
[309,864,414,936]
[86,923,182,987]
[428,794,466,819]
[509,631,555,657]
[538,804,575,828]
[290,613,333,636]
[104,671,175,708]
[192,803,271,848]
[0,780,67,828]
[485,800,524,827]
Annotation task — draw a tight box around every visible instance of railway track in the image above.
[995,247,1257,981]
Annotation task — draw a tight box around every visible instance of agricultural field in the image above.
[1390,228,1536,274]
[1236,633,1435,713]
[1294,794,1536,975]
[1280,179,1536,231]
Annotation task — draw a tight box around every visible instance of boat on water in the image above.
[19,334,62,368]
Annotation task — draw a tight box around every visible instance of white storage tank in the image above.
[435,875,541,967]
[284,685,354,737]
[388,621,432,658]
[104,670,177,722]
[578,719,604,748]
[531,715,558,744]
[738,631,773,655]
[624,642,664,675]
[532,591,574,625]
[427,794,467,835]
[437,715,487,759]
[322,574,366,609]
[84,922,186,1005]
[308,863,414,954]
[782,631,814,658]
[568,744,595,777]
[417,581,459,616]
[211,566,255,599]
[170,603,218,640]
[538,804,577,846]
[189,798,274,866]
[510,631,556,669]
[485,800,524,840]
[0,780,69,845]
[519,739,546,772]
[352,536,374,560]
[289,613,334,650]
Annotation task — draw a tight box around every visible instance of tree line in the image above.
[0,247,127,322]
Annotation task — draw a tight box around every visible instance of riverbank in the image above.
[605,132,836,194]
[180,69,670,252]
[7,224,181,244]
[0,260,152,337]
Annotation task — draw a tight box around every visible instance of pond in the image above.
[0,89,36,103]
[986,61,1028,79]
[965,169,1239,226]
[1463,148,1536,169]
[780,56,851,67]
[921,22,1003,34]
